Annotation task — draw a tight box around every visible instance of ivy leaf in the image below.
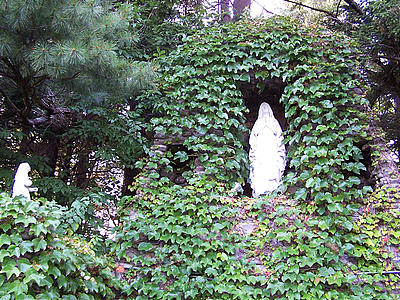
[22,268,45,285]
[294,188,308,201]
[268,281,285,295]
[0,249,10,262]
[217,252,228,261]
[318,219,329,230]
[31,223,47,236]
[20,241,33,255]
[57,275,68,289]
[321,100,333,108]
[174,151,188,162]
[0,234,11,247]
[138,242,153,251]
[7,279,28,295]
[347,176,360,186]
[17,259,32,273]
[327,203,343,213]
[276,231,292,242]
[0,260,21,279]
[15,216,37,227]
[205,267,218,277]
[32,238,47,252]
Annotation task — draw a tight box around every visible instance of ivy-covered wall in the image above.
[113,17,400,299]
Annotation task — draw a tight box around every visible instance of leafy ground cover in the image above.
[0,193,122,300]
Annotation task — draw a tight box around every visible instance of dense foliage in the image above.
[344,0,400,162]
[0,193,121,299]
[112,17,399,299]
[122,0,206,60]
[0,0,155,210]
[284,0,400,162]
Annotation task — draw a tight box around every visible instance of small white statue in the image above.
[249,102,286,197]
[12,163,38,200]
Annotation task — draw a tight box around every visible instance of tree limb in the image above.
[1,57,33,116]
[252,0,274,15]
[1,58,23,83]
[335,0,342,18]
[59,71,81,82]
[27,116,49,126]
[0,90,22,115]
[282,0,338,18]
[32,75,49,87]
[342,0,364,16]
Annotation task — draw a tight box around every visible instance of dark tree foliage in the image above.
[119,0,206,60]
[345,0,400,161]
[284,0,400,161]
[335,0,400,161]
[0,0,155,208]
[0,0,214,237]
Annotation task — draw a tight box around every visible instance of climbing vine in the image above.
[0,193,122,299]
[113,17,398,299]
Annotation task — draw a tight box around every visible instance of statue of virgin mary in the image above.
[12,163,38,200]
[249,102,285,197]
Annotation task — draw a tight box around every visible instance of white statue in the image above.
[249,102,286,197]
[12,163,38,200]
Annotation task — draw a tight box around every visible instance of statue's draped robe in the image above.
[12,163,34,200]
[249,103,285,197]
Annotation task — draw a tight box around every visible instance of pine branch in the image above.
[1,57,32,115]
[59,71,81,81]
[32,75,49,87]
[1,57,23,83]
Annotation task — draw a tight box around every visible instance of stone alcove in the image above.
[239,77,400,195]
[240,78,287,135]
[149,77,289,192]
[239,77,287,196]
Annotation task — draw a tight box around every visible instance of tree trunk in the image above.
[75,152,89,189]
[44,136,59,177]
[121,167,140,196]
[220,0,231,22]
[59,142,74,183]
[233,0,251,18]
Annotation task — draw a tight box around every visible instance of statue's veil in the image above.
[15,163,31,177]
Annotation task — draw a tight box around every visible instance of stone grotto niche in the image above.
[148,77,290,194]
[238,77,400,196]
[239,78,288,196]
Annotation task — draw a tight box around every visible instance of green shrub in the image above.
[0,192,121,300]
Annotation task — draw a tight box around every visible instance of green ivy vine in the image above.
[113,17,398,299]
[0,193,122,299]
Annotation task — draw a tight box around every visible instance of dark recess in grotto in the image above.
[239,77,287,197]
